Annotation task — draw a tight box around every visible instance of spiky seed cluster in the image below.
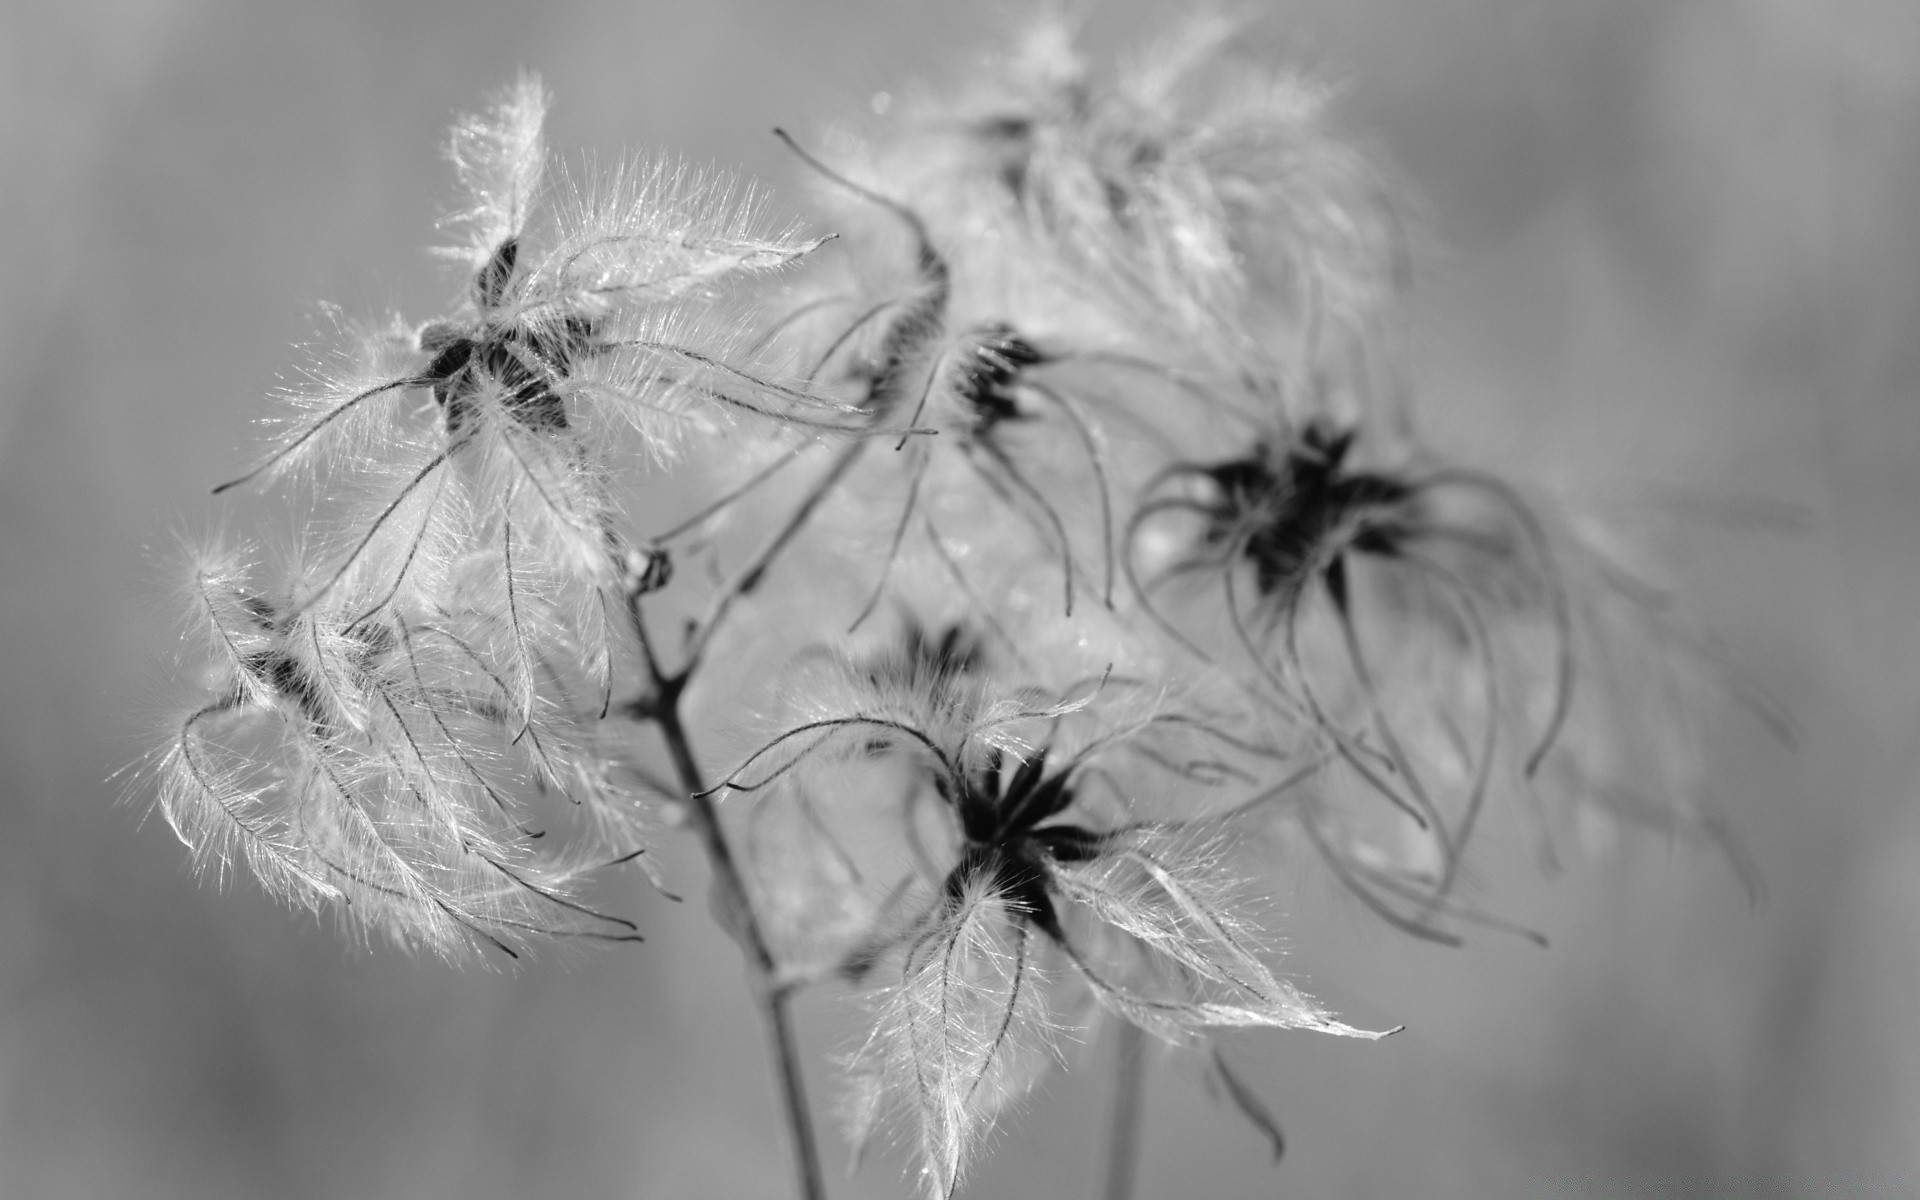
[873,13,1410,428]
[715,656,1386,1196]
[160,541,652,958]
[160,17,1771,1197]
[163,75,836,959]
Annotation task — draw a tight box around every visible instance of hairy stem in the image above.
[1102,1021,1149,1200]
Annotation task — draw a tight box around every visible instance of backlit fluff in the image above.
[158,542,649,959]
[876,14,1412,430]
[207,75,865,732]
[711,649,1388,1196]
[1124,413,1770,939]
[157,28,1778,1197]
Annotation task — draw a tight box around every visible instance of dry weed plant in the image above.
[150,16,1768,1199]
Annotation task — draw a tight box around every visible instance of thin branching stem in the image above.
[622,592,827,1200]
[686,438,868,674]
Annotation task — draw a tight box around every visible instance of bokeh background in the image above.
[2,1,1916,1196]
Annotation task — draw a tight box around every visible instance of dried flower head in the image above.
[1123,411,1774,941]
[212,75,841,692]
[712,651,1388,1195]
[878,13,1412,428]
[157,542,651,959]
[753,131,1127,629]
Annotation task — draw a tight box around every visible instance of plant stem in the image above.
[626,597,827,1200]
[685,440,866,674]
[1102,1020,1148,1200]
[663,698,826,1200]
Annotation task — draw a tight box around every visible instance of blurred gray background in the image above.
[2,0,1915,1196]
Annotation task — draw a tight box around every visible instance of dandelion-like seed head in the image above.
[152,23,1776,1194]
[716,660,1387,1195]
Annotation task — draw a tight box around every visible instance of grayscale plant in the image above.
[151,18,1771,1200]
